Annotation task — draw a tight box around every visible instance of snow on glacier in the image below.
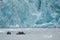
[0,0,60,28]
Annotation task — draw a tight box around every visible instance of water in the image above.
[0,28,60,40]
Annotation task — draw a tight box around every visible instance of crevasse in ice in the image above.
[0,0,60,28]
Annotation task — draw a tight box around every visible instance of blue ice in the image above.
[0,0,60,28]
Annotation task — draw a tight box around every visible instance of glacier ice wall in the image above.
[0,0,60,28]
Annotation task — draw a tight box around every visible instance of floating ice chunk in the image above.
[0,31,5,33]
[43,35,53,38]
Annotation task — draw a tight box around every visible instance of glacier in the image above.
[0,0,60,28]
